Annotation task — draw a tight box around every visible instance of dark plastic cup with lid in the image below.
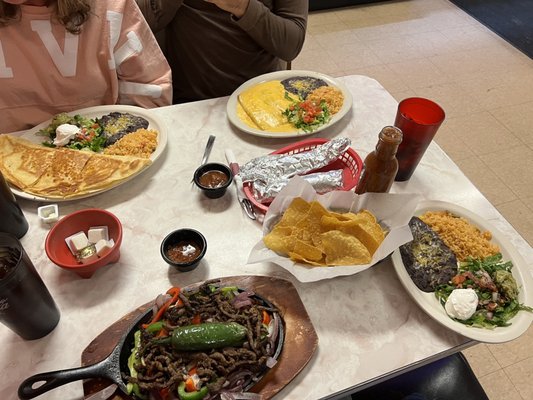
[0,171,29,238]
[193,163,233,198]
[0,233,60,340]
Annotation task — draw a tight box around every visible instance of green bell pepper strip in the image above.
[126,330,147,399]
[145,321,165,333]
[177,381,208,400]
[130,383,147,400]
[220,286,238,297]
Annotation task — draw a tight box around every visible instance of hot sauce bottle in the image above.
[355,126,403,194]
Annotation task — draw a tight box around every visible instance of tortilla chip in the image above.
[320,230,372,265]
[263,226,297,253]
[292,239,324,262]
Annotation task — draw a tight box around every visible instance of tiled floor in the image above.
[293,0,533,399]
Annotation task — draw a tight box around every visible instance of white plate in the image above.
[391,200,533,343]
[10,105,168,202]
[226,70,353,138]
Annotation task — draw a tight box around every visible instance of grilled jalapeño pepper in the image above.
[156,322,247,351]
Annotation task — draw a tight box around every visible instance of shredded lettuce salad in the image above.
[39,113,106,152]
[435,253,533,329]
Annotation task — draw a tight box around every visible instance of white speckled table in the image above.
[2,75,532,400]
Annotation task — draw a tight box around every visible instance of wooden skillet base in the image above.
[81,275,319,399]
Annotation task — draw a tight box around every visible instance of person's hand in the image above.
[204,0,250,18]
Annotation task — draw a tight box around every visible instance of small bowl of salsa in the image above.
[193,163,233,199]
[160,229,207,272]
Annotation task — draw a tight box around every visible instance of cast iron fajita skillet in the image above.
[18,288,285,399]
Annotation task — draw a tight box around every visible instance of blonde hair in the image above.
[0,0,92,34]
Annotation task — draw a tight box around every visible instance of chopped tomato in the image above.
[451,274,466,285]
[192,314,201,325]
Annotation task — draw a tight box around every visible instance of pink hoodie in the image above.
[0,0,172,133]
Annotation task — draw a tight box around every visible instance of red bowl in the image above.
[45,208,123,278]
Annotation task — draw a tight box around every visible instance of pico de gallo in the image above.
[282,93,331,133]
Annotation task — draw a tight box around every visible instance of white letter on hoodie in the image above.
[30,20,78,77]
[0,41,14,78]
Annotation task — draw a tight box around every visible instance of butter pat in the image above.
[88,226,109,243]
[65,231,89,254]
[95,238,114,257]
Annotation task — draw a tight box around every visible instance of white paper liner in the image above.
[247,176,422,282]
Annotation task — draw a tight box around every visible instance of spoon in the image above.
[192,135,215,182]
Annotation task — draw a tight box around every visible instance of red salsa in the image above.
[199,170,228,189]
[166,241,202,263]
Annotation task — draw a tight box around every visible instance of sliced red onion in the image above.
[233,299,253,309]
[232,291,254,303]
[487,311,494,319]
[231,291,255,309]
[232,392,263,399]
[226,370,253,390]
[155,293,172,308]
[221,392,263,400]
[265,357,277,368]
[267,313,280,349]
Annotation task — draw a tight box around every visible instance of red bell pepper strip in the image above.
[157,327,169,338]
[143,287,181,328]
[159,387,170,400]
[185,377,197,392]
[262,310,271,326]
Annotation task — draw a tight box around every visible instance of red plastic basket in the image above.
[243,138,364,214]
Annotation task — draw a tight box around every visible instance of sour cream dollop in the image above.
[53,123,80,146]
[444,288,479,320]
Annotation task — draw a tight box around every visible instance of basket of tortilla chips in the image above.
[247,177,421,282]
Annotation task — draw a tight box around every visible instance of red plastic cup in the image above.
[394,97,445,181]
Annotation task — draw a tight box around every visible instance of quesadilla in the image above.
[0,135,151,199]
[0,135,56,189]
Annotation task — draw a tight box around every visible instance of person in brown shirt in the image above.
[136,0,308,103]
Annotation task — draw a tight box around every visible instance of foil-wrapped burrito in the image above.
[253,170,344,203]
[238,137,351,204]
[238,137,351,183]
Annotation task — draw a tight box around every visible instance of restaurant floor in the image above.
[293,0,533,399]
